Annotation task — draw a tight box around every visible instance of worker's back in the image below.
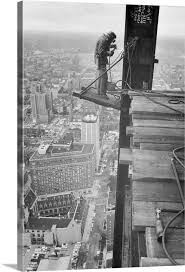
[94,33,109,67]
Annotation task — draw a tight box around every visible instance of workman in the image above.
[94,31,117,99]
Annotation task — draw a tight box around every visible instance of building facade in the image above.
[29,142,95,195]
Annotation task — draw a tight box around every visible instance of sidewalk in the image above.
[82,201,95,243]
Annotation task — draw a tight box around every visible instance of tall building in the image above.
[31,91,53,124]
[29,141,95,195]
[30,81,37,93]
[81,113,100,170]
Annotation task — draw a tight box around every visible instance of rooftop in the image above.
[54,132,74,145]
[24,189,37,209]
[51,144,81,154]
[37,193,75,212]
[74,198,86,221]
[26,217,71,230]
[30,143,94,161]
[37,256,70,271]
[82,113,98,123]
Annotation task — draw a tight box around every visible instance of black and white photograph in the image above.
[15,0,185,271]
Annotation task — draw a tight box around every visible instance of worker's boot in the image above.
[100,94,109,100]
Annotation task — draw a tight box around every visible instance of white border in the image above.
[0,0,185,271]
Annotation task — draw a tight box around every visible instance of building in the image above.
[31,91,53,124]
[25,197,88,245]
[29,141,95,195]
[30,81,37,93]
[105,252,113,268]
[46,91,54,112]
[106,210,115,252]
[23,232,32,247]
[81,113,100,170]
[25,217,72,245]
[30,192,76,218]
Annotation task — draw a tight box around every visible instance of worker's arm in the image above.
[97,37,116,58]
[110,44,117,49]
[107,48,116,57]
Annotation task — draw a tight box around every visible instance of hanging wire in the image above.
[173,146,185,169]
[110,49,125,66]
[108,56,112,82]
[127,42,135,86]
[105,38,138,101]
[108,49,126,84]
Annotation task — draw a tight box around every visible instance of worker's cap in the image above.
[107,31,116,40]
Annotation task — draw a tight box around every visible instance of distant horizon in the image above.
[23,29,185,39]
[23,2,185,38]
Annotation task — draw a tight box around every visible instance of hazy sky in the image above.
[23,1,185,37]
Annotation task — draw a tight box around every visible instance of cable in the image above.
[128,45,132,85]
[114,43,136,91]
[79,53,124,96]
[108,93,121,101]
[123,81,185,117]
[162,209,184,265]
[161,147,185,265]
[127,42,135,86]
[114,80,185,118]
[124,41,134,88]
[110,49,124,66]
[173,146,185,169]
[108,49,125,83]
[138,89,185,99]
[171,158,185,205]
[123,42,136,89]
[115,79,124,90]
[168,98,184,104]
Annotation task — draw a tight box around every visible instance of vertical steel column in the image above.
[122,5,159,90]
[112,94,131,267]
[113,5,159,268]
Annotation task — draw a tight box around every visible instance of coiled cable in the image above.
[162,147,185,265]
